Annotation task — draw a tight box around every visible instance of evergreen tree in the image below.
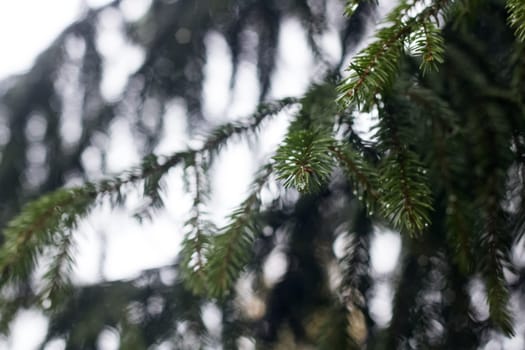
[1,0,525,349]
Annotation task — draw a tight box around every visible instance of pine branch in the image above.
[0,97,297,311]
[0,188,94,288]
[507,0,525,41]
[338,24,405,108]
[298,81,340,130]
[40,230,76,309]
[338,0,450,107]
[204,97,299,157]
[204,164,272,299]
[375,105,433,235]
[330,143,380,211]
[410,20,445,74]
[274,129,335,193]
[338,220,371,306]
[94,97,298,203]
[478,175,515,336]
[379,151,432,235]
[132,155,167,222]
[0,188,93,319]
[406,85,474,272]
[180,154,214,295]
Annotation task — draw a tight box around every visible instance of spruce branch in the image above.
[410,20,445,74]
[337,25,405,108]
[507,0,525,41]
[462,97,517,335]
[330,143,380,210]
[0,97,297,310]
[0,188,94,287]
[406,85,473,271]
[0,188,94,316]
[375,105,433,235]
[180,153,214,295]
[379,154,432,235]
[299,81,340,130]
[204,97,299,157]
[482,245,515,337]
[478,174,515,336]
[338,215,371,306]
[204,164,272,299]
[274,129,335,193]
[338,0,450,107]
[40,230,75,309]
[480,226,515,336]
[132,155,168,222]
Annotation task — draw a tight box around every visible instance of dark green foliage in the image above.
[274,129,335,193]
[374,95,433,235]
[337,0,449,108]
[1,0,525,348]
[0,189,94,307]
[273,83,341,193]
[332,143,380,210]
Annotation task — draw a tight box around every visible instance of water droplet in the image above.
[42,299,52,309]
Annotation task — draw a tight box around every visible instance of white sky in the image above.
[0,1,410,349]
[0,0,82,79]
